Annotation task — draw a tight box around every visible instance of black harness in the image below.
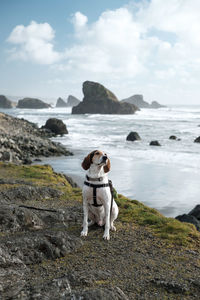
[84,177,114,215]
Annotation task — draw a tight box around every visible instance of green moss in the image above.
[116,194,200,246]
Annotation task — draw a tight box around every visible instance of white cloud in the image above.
[7,21,61,64]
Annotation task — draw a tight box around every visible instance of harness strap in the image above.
[84,181,110,207]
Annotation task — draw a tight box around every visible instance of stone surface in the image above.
[41,118,68,135]
[169,135,177,140]
[149,140,161,146]
[0,95,13,108]
[17,97,51,109]
[126,131,141,141]
[56,97,68,107]
[150,101,166,108]
[72,81,138,114]
[189,205,200,221]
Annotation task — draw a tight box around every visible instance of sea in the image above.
[1,105,200,218]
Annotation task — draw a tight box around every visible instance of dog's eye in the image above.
[95,152,100,155]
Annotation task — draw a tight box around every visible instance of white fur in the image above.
[81,153,118,240]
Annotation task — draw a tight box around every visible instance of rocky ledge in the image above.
[0,163,200,299]
[0,113,72,164]
[72,81,139,114]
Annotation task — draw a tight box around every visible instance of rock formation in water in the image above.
[17,98,51,109]
[121,94,166,109]
[67,95,80,107]
[0,95,13,108]
[72,81,138,114]
[41,118,68,135]
[126,132,141,141]
[56,97,68,107]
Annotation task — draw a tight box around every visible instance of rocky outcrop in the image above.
[169,135,177,140]
[0,113,72,164]
[121,94,166,109]
[0,95,13,108]
[72,81,139,114]
[41,118,68,135]
[56,97,68,107]
[176,205,200,231]
[67,95,81,107]
[126,132,141,141]
[150,140,161,146]
[194,136,200,143]
[17,97,51,109]
[121,94,149,108]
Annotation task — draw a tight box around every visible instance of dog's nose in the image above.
[102,155,107,160]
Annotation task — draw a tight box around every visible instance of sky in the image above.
[1,0,200,105]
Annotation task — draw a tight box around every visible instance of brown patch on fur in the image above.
[81,150,97,170]
[104,158,111,173]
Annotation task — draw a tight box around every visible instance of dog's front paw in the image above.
[81,230,88,237]
[103,233,110,240]
[110,225,116,231]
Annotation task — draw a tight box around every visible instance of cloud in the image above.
[7,21,61,64]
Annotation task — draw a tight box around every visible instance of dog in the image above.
[81,150,118,240]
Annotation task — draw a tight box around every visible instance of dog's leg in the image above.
[110,201,119,231]
[103,200,111,240]
[81,198,89,237]
[88,211,95,227]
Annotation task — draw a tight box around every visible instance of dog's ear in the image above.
[82,150,96,170]
[104,158,111,173]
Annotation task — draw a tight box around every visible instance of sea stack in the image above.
[72,81,139,114]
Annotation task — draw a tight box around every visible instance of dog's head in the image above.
[82,150,111,173]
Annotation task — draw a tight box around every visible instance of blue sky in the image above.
[1,0,200,104]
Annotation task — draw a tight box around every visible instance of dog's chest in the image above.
[83,186,109,206]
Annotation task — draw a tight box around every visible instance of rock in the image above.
[175,214,200,231]
[149,140,161,146]
[121,94,149,108]
[150,101,166,108]
[63,175,79,188]
[121,95,166,109]
[0,95,13,108]
[74,287,129,300]
[188,205,200,220]
[1,151,11,161]
[67,95,81,107]
[56,97,68,107]
[169,135,177,140]
[41,118,68,135]
[17,97,51,109]
[194,136,200,143]
[72,81,138,114]
[126,132,141,141]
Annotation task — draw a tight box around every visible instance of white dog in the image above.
[81,150,118,240]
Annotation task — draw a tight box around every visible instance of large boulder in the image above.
[126,132,141,141]
[175,214,200,231]
[121,94,150,108]
[0,95,13,108]
[41,118,68,135]
[150,140,161,146]
[188,205,200,220]
[56,97,67,107]
[67,95,80,107]
[17,98,51,109]
[72,81,139,114]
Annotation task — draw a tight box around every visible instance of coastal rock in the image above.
[0,95,13,108]
[41,118,68,135]
[188,205,200,220]
[149,140,161,146]
[126,132,141,141]
[121,95,166,109]
[67,95,80,107]
[56,97,68,107]
[121,94,149,108]
[72,81,138,114]
[150,101,165,108]
[17,97,51,109]
[175,214,200,231]
[194,136,200,143]
[169,135,177,140]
